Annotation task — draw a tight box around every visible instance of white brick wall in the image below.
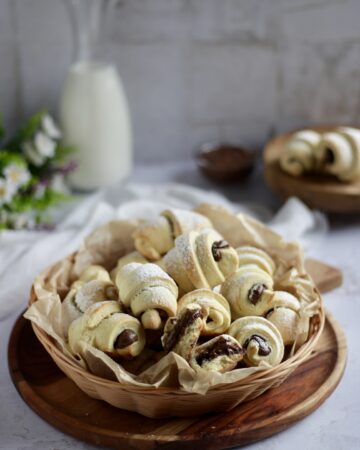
[1,0,360,162]
[0,0,20,135]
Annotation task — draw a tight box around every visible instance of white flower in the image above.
[42,114,62,140]
[34,132,56,158]
[23,140,45,166]
[4,164,30,190]
[0,178,14,206]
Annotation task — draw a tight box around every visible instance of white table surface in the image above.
[1,161,360,450]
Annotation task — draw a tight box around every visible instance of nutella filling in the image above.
[71,295,83,314]
[164,215,176,241]
[324,148,335,165]
[156,309,168,321]
[244,334,271,356]
[248,283,267,305]
[163,307,204,353]
[195,336,244,366]
[105,285,118,300]
[114,329,138,349]
[212,240,230,262]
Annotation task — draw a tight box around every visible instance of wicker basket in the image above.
[29,287,325,418]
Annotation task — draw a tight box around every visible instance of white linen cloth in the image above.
[0,182,327,319]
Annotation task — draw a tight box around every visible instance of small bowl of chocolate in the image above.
[195,142,256,183]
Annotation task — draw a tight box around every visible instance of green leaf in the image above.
[53,144,75,162]
[0,149,27,172]
[11,186,70,213]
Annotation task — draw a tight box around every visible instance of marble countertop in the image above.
[1,162,360,450]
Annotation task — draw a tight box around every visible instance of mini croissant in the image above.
[315,127,360,181]
[177,289,231,336]
[132,208,212,261]
[68,301,146,359]
[280,130,320,177]
[164,229,238,293]
[71,264,111,289]
[116,262,178,330]
[190,335,245,373]
[265,291,308,346]
[62,275,118,335]
[161,303,205,361]
[236,245,275,276]
[110,251,148,282]
[220,266,274,318]
[229,316,284,367]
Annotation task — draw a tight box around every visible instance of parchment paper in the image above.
[24,205,321,394]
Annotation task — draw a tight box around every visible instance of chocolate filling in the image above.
[195,336,244,366]
[163,308,204,352]
[105,285,118,300]
[198,146,253,171]
[164,215,176,241]
[244,334,271,356]
[156,309,168,321]
[212,240,230,262]
[324,148,335,164]
[71,295,83,314]
[114,329,138,349]
[248,283,267,305]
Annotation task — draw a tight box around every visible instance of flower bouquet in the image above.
[0,111,75,230]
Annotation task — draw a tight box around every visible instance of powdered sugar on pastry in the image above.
[116,263,178,329]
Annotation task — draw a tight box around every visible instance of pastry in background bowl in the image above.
[280,126,360,182]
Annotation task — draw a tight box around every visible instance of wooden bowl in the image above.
[8,308,346,450]
[264,126,360,212]
[195,143,255,183]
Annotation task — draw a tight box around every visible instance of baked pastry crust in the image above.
[279,126,360,182]
[116,262,178,330]
[62,270,117,335]
[280,130,320,177]
[220,266,274,318]
[190,334,245,373]
[164,229,238,293]
[161,303,206,361]
[236,245,275,276]
[68,301,145,359]
[110,251,148,282]
[177,289,231,336]
[229,316,284,367]
[132,209,212,261]
[265,291,308,346]
[315,127,360,181]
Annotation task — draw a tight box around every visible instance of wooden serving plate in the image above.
[263,126,360,212]
[8,260,346,450]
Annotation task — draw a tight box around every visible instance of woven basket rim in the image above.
[30,298,325,395]
[28,247,325,395]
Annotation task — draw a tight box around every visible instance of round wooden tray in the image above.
[8,309,346,450]
[263,126,360,212]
